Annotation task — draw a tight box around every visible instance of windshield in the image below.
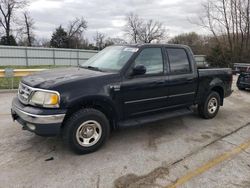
[81,46,138,72]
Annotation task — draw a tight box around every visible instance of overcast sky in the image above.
[27,0,207,42]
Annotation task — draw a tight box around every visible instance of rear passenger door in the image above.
[165,47,198,107]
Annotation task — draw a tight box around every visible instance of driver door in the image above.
[120,47,168,118]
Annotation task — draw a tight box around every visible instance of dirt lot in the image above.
[0,76,250,188]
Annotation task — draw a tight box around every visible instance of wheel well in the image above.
[63,99,117,130]
[211,86,224,105]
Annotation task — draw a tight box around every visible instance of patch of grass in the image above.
[0,77,22,89]
[0,65,72,89]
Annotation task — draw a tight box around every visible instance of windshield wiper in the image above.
[82,66,104,72]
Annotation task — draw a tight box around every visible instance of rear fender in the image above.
[208,78,225,105]
[198,78,225,106]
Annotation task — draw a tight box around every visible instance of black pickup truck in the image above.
[11,44,233,154]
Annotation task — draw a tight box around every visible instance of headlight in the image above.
[30,91,60,108]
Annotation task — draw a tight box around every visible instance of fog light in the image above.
[26,123,36,131]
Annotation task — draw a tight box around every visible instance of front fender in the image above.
[66,95,120,119]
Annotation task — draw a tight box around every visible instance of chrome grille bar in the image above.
[18,83,33,104]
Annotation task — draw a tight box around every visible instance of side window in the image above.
[134,48,163,75]
[167,48,191,74]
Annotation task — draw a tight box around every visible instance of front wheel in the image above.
[62,108,110,154]
[198,91,221,119]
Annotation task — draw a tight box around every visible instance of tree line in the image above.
[0,0,249,67]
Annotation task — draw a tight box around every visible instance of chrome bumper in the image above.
[12,105,65,124]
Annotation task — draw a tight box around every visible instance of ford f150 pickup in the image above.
[11,44,233,154]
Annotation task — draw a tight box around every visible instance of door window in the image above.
[134,48,163,75]
[167,48,191,74]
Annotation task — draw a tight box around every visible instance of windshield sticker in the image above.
[123,48,139,52]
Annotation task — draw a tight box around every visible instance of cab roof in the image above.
[120,43,191,49]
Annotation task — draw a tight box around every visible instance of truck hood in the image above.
[22,67,114,89]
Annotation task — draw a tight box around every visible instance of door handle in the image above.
[186,78,195,83]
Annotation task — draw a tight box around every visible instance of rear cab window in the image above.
[166,48,192,74]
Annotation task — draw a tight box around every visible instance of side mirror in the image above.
[132,64,146,76]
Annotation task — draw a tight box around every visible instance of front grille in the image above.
[18,83,33,104]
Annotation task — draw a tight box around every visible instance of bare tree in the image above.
[198,0,250,63]
[244,0,250,49]
[23,11,34,46]
[94,31,105,50]
[168,32,208,54]
[124,13,166,43]
[67,17,87,48]
[139,19,166,43]
[0,0,27,44]
[104,37,127,46]
[124,13,143,43]
[33,37,50,47]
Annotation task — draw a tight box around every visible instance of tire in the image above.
[198,91,221,119]
[237,86,245,90]
[62,108,110,154]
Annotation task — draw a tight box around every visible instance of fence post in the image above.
[25,47,29,66]
[77,50,80,67]
[53,49,56,66]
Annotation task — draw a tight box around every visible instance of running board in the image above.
[118,107,193,127]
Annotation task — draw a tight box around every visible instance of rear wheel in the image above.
[63,108,110,154]
[198,91,220,119]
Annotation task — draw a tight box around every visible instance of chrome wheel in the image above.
[208,97,218,114]
[76,120,102,147]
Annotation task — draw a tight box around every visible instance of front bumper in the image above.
[11,97,66,136]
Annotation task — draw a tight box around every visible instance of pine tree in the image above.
[0,35,17,46]
[50,26,69,48]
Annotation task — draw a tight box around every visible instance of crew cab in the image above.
[11,44,233,154]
